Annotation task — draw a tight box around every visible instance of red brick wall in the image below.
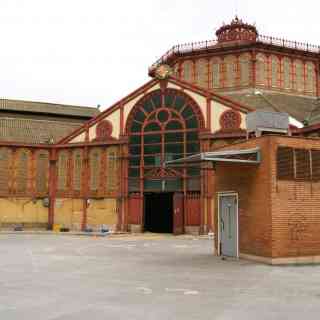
[270,136,320,258]
[214,137,272,257]
[214,135,320,259]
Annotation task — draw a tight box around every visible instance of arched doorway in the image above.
[126,88,204,233]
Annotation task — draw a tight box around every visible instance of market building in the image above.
[1,17,320,263]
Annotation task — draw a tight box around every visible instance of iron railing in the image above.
[149,34,320,71]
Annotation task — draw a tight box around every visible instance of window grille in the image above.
[16,150,29,193]
[0,148,10,193]
[277,147,294,180]
[73,149,82,191]
[36,151,49,193]
[57,151,68,191]
[90,149,101,191]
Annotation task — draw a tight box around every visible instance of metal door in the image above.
[173,193,184,235]
[219,194,238,257]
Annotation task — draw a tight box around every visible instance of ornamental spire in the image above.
[215,16,258,43]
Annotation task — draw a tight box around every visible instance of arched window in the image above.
[256,53,267,86]
[239,53,251,86]
[0,148,11,194]
[16,149,30,193]
[73,149,82,191]
[195,59,208,88]
[89,148,101,191]
[271,55,280,88]
[210,58,221,89]
[305,62,316,94]
[295,60,304,92]
[36,150,49,194]
[224,55,237,87]
[182,60,193,82]
[57,151,68,191]
[283,57,292,89]
[127,89,204,192]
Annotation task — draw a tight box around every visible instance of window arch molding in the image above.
[125,89,205,134]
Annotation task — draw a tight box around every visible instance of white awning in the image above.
[166,147,261,165]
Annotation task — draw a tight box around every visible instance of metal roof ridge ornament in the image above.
[215,16,258,44]
[154,64,173,80]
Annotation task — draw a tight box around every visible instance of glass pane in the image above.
[142,100,154,113]
[129,156,140,166]
[129,168,140,177]
[165,179,182,191]
[181,106,194,119]
[165,143,183,154]
[165,94,175,107]
[174,95,185,111]
[165,132,183,143]
[144,145,161,154]
[144,122,161,132]
[144,179,162,190]
[187,143,200,154]
[166,120,183,130]
[186,117,198,129]
[129,135,141,145]
[158,110,169,122]
[144,156,158,166]
[152,92,162,108]
[186,131,198,141]
[144,134,161,144]
[134,109,146,122]
[129,145,141,155]
[131,121,142,132]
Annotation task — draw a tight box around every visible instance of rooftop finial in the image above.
[215,17,258,43]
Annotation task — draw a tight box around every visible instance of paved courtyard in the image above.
[1,234,320,319]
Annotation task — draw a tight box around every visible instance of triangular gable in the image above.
[58,76,255,145]
[58,78,159,144]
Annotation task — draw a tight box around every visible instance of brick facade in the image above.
[214,135,320,263]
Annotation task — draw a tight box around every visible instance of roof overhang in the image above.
[166,147,261,166]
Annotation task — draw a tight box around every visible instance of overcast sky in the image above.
[0,0,318,110]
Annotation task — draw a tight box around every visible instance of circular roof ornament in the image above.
[154,64,173,80]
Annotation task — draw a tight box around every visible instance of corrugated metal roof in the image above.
[0,118,82,144]
[0,99,100,118]
[225,91,319,125]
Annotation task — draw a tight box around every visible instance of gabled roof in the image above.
[58,76,253,144]
[0,98,100,118]
[0,117,81,144]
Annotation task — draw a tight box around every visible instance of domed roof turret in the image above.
[215,16,258,43]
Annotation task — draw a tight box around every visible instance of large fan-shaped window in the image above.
[127,89,204,192]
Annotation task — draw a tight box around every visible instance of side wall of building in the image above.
[270,137,320,259]
[214,137,272,257]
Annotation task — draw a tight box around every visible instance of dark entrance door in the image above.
[144,193,173,233]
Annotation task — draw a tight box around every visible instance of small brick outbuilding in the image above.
[212,135,320,265]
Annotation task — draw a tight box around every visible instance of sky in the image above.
[0,0,319,110]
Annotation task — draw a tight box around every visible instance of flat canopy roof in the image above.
[166,147,261,165]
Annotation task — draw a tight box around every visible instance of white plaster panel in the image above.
[167,82,182,90]
[145,83,160,93]
[211,101,247,132]
[69,132,85,143]
[123,95,144,127]
[184,89,207,126]
[89,124,97,141]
